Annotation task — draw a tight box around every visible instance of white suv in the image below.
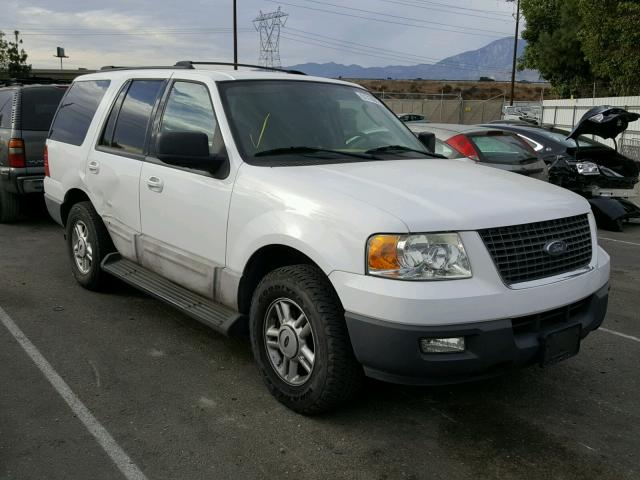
[44,63,610,414]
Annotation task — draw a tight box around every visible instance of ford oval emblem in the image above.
[543,239,568,256]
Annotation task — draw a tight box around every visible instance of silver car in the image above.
[409,123,549,181]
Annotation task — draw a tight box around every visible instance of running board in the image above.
[101,253,244,336]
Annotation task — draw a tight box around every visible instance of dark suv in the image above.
[0,82,67,222]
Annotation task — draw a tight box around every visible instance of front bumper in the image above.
[345,282,609,385]
[0,167,45,195]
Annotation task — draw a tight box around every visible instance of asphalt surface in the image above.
[1,203,639,480]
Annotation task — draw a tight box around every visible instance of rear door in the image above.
[85,78,166,260]
[20,86,67,174]
[138,79,233,298]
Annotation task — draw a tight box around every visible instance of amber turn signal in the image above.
[367,235,401,271]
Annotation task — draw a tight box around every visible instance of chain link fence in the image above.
[378,92,506,124]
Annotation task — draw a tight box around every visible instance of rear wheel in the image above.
[0,188,20,223]
[250,264,363,414]
[66,201,114,290]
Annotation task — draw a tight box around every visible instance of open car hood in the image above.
[567,105,640,140]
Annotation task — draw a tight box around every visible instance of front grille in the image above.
[478,214,592,285]
[511,296,591,335]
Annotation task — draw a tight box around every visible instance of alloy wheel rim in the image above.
[72,220,93,275]
[264,298,316,386]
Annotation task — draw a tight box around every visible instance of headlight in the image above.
[576,162,600,175]
[367,233,472,280]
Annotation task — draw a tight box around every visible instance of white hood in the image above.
[294,159,590,231]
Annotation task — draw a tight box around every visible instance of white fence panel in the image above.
[541,96,640,157]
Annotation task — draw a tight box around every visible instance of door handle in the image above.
[88,161,100,174]
[146,176,164,193]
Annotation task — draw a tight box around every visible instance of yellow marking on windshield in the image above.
[250,113,271,149]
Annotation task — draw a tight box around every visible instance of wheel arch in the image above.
[237,243,332,316]
[61,188,92,227]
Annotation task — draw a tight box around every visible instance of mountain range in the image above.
[287,37,542,82]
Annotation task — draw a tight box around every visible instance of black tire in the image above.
[0,188,20,223]
[250,264,363,415]
[66,201,114,291]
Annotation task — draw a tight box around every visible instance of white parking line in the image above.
[598,237,640,247]
[600,327,640,343]
[0,306,148,480]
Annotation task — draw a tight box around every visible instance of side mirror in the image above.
[417,132,436,153]
[156,131,224,172]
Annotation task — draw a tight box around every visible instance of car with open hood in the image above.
[44,63,610,414]
[486,106,640,230]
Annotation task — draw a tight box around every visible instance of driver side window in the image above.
[160,81,224,156]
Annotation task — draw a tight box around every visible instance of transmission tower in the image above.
[253,7,288,68]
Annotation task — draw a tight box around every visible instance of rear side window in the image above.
[0,90,14,128]
[468,133,535,164]
[49,80,110,146]
[109,80,164,155]
[21,87,66,131]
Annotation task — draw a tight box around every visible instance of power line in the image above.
[373,0,514,22]
[285,0,513,35]
[401,0,514,16]
[13,29,254,37]
[266,0,510,38]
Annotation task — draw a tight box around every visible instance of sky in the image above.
[2,0,521,70]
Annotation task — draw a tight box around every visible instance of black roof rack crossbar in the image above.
[174,61,306,75]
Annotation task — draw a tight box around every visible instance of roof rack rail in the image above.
[100,65,191,71]
[174,61,306,75]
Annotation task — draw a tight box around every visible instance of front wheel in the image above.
[250,265,363,415]
[66,201,114,290]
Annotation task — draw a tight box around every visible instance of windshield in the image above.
[218,80,428,164]
[533,128,604,148]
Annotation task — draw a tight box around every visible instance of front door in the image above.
[138,80,234,298]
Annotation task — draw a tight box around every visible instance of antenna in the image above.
[253,7,288,68]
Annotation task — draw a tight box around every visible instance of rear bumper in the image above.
[345,282,609,385]
[0,167,45,195]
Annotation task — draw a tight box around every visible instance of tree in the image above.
[519,0,640,97]
[519,0,600,97]
[578,1,640,96]
[0,32,8,73]
[0,30,31,78]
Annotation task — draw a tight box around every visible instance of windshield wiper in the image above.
[365,145,445,158]
[255,146,374,159]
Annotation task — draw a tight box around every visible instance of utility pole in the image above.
[233,0,238,70]
[508,0,520,106]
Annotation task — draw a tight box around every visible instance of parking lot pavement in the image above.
[1,208,639,480]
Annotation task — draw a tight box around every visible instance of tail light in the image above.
[44,145,50,177]
[446,134,480,162]
[8,138,26,168]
